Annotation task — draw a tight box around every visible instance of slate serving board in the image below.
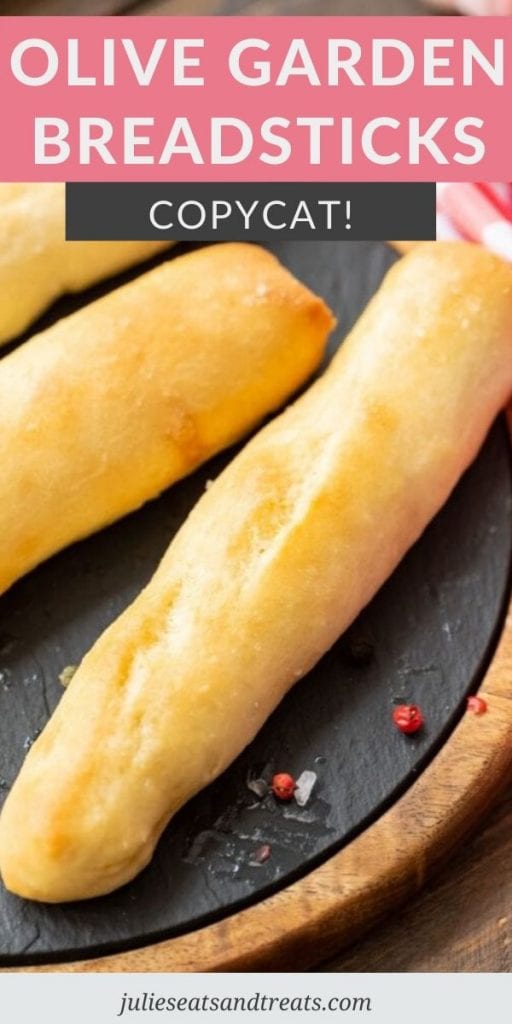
[0,241,510,967]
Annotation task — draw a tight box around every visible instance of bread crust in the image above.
[0,184,173,344]
[1,241,511,902]
[0,242,333,595]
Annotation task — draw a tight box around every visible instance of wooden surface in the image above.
[325,786,512,972]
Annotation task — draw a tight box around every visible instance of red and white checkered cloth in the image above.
[437,183,512,260]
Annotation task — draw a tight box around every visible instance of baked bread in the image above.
[0,183,171,343]
[1,241,511,902]
[0,242,333,596]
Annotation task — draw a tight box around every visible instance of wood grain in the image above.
[325,786,512,972]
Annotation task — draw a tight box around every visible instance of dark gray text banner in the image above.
[66,182,436,242]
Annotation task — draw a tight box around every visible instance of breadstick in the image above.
[389,240,419,254]
[2,241,511,903]
[0,183,171,343]
[0,242,333,596]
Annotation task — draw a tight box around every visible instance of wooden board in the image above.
[325,784,512,972]
[0,240,511,971]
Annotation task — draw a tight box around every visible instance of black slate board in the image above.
[0,241,510,966]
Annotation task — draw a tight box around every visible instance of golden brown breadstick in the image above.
[0,183,171,343]
[0,242,333,596]
[389,240,419,254]
[1,241,511,903]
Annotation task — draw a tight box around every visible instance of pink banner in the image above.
[0,16,509,182]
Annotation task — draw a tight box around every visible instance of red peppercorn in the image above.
[467,695,487,715]
[271,772,296,801]
[392,704,424,735]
